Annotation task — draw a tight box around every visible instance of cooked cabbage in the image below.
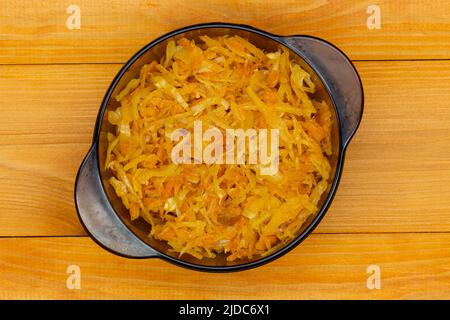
[105,35,333,261]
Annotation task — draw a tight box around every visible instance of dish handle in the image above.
[282,36,364,148]
[75,144,159,258]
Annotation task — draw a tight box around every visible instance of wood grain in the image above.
[1,0,450,300]
[1,61,450,236]
[0,234,449,299]
[0,64,121,146]
[1,0,450,64]
[322,60,450,233]
[0,64,122,235]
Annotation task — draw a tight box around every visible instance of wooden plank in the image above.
[0,144,87,236]
[0,64,121,145]
[1,61,450,236]
[0,234,449,299]
[0,64,120,235]
[1,0,450,64]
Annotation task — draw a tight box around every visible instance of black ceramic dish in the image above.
[75,22,364,272]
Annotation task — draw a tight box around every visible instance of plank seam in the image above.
[1,58,450,67]
[1,231,450,239]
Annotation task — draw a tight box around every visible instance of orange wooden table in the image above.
[1,0,450,299]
